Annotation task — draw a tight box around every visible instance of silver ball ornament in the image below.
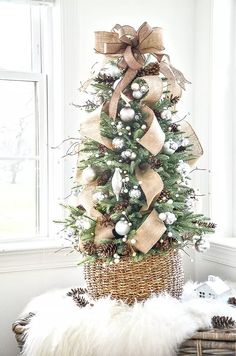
[81,166,96,183]
[195,238,210,253]
[121,149,132,159]
[115,220,131,235]
[129,188,141,199]
[163,140,178,155]
[177,161,191,177]
[120,107,135,122]
[92,191,106,203]
[132,90,143,99]
[112,137,125,151]
[165,212,177,225]
[130,152,137,160]
[159,213,167,221]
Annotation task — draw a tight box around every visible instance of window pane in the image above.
[0,80,36,157]
[0,3,32,71]
[0,80,39,238]
[0,160,38,238]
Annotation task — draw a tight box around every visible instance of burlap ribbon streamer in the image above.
[140,75,163,106]
[138,105,165,155]
[134,209,166,253]
[178,121,203,166]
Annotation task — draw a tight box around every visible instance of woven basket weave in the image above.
[83,250,184,304]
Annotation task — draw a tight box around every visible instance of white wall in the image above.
[0,0,210,354]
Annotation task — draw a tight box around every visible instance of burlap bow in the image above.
[95,22,165,119]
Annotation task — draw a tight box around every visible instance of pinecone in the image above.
[96,73,115,85]
[137,62,160,77]
[97,170,111,185]
[82,241,97,255]
[193,221,217,229]
[66,287,87,297]
[114,199,129,212]
[169,123,179,132]
[97,243,117,258]
[228,297,236,306]
[98,214,114,227]
[175,146,186,153]
[158,189,171,202]
[98,144,108,156]
[169,95,180,105]
[154,238,171,251]
[211,316,235,329]
[148,156,161,169]
[120,243,132,257]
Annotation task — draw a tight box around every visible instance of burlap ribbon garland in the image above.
[178,121,203,166]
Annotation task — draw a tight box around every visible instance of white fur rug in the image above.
[21,282,236,356]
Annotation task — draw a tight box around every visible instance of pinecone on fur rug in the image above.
[66,288,91,308]
[211,315,235,329]
[228,297,236,306]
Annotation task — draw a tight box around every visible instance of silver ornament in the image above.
[100,63,122,78]
[195,238,210,253]
[131,82,140,91]
[140,85,148,93]
[129,188,141,199]
[159,213,167,221]
[115,220,131,235]
[111,168,123,201]
[112,137,125,151]
[163,139,178,155]
[76,217,92,231]
[92,191,106,203]
[161,109,172,120]
[130,152,137,160]
[132,90,143,99]
[81,166,96,183]
[121,149,132,159]
[165,212,177,225]
[178,137,189,147]
[120,107,135,122]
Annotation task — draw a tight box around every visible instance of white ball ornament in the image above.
[132,90,143,99]
[130,238,136,245]
[177,161,191,177]
[130,152,137,160]
[112,137,125,151]
[121,149,132,159]
[131,82,140,91]
[140,85,148,93]
[115,220,131,235]
[161,109,172,120]
[92,191,106,203]
[120,107,135,122]
[81,166,96,183]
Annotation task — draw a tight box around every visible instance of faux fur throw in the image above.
[21,282,236,356]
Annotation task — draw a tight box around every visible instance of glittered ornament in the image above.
[176,160,191,177]
[112,137,125,151]
[129,188,141,199]
[195,238,210,253]
[81,166,96,183]
[115,220,131,235]
[163,139,178,155]
[120,106,135,122]
[111,168,123,201]
[76,217,92,231]
[165,212,177,225]
[161,109,172,120]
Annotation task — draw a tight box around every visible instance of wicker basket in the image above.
[83,249,184,304]
[178,328,236,355]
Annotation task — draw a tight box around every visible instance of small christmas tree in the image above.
[62,23,215,301]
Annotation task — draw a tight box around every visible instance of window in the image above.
[0,1,54,240]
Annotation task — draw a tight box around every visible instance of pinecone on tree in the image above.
[97,243,117,258]
[194,221,217,229]
[148,156,162,169]
[228,297,236,306]
[211,316,235,329]
[97,170,111,185]
[169,95,180,105]
[120,243,132,257]
[169,123,179,132]
[154,238,171,251]
[99,214,114,227]
[82,241,97,255]
[114,199,129,212]
[96,73,116,85]
[137,62,160,77]
[98,144,108,156]
[158,189,171,202]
